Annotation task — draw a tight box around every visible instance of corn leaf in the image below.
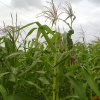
[39,26,56,52]
[0,72,10,79]
[25,81,48,100]
[38,77,50,85]
[43,25,54,35]
[6,52,23,59]
[0,85,8,100]
[16,22,35,31]
[26,28,37,38]
[68,76,88,100]
[82,67,100,96]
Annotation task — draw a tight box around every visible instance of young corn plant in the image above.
[40,0,76,100]
[40,0,100,100]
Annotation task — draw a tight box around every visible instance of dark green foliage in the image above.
[0,22,100,100]
[67,29,74,50]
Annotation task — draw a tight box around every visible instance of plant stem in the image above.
[52,52,59,100]
[52,53,57,100]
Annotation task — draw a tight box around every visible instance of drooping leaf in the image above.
[0,85,8,100]
[6,52,23,59]
[82,67,100,96]
[39,26,56,52]
[36,71,46,74]
[0,72,10,79]
[43,25,54,35]
[26,81,42,90]
[26,28,37,38]
[16,22,35,31]
[68,76,88,100]
[38,77,50,85]
[25,81,48,100]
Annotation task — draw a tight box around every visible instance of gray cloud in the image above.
[88,0,100,5]
[11,0,42,9]
[55,0,81,3]
[70,0,100,3]
[70,0,100,5]
[60,0,100,4]
[70,0,81,3]
[89,0,100,3]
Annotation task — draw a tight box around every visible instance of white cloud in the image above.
[0,0,100,42]
[89,0,100,4]
[11,0,42,9]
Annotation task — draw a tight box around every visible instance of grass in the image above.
[0,0,100,100]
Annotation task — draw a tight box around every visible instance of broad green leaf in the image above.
[25,81,48,100]
[16,21,41,32]
[4,37,12,54]
[38,77,50,85]
[16,22,35,31]
[0,37,4,44]
[9,74,16,82]
[19,60,40,77]
[35,28,42,48]
[39,26,56,52]
[0,85,8,100]
[15,21,56,52]
[37,28,41,39]
[54,50,72,67]
[68,76,88,100]
[6,52,23,59]
[35,22,56,52]
[26,81,42,90]
[92,66,100,70]
[0,72,10,79]
[43,25,54,35]
[82,67,100,96]
[36,71,46,74]
[26,28,37,38]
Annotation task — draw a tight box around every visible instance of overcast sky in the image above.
[0,0,100,42]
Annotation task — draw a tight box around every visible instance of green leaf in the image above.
[4,37,12,54]
[0,85,8,100]
[26,28,37,38]
[0,37,4,44]
[0,72,10,79]
[9,74,16,82]
[43,25,54,35]
[19,60,40,77]
[54,50,72,67]
[38,77,50,85]
[36,71,46,74]
[35,28,42,48]
[6,52,23,59]
[82,67,100,96]
[26,81,42,90]
[16,21,41,32]
[68,76,88,100]
[16,22,35,31]
[15,22,56,52]
[25,81,49,100]
[39,26,56,52]
[37,28,42,39]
